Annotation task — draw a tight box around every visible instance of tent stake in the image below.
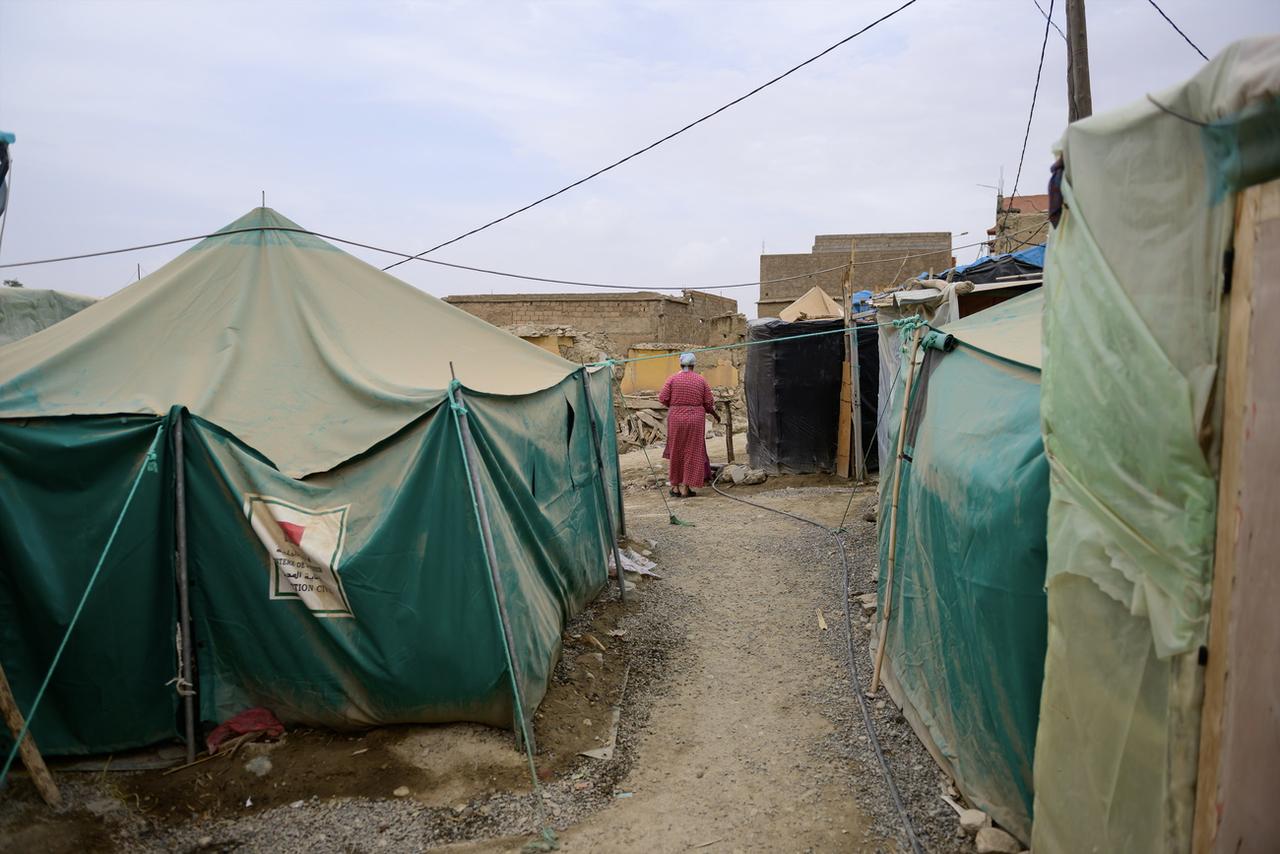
[0,662,60,807]
[451,387,536,754]
[174,414,197,764]
[580,371,627,604]
[870,324,924,695]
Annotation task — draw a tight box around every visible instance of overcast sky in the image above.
[1,0,1275,316]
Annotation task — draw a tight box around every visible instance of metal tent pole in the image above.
[606,366,627,538]
[449,383,536,753]
[173,414,197,764]
[580,370,628,604]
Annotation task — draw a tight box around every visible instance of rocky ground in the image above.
[1,444,1012,853]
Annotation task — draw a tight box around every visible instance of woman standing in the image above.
[658,352,718,497]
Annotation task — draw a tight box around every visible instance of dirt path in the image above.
[547,486,887,853]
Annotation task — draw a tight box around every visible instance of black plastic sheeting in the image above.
[949,253,1042,284]
[746,318,879,475]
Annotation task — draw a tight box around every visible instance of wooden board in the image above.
[835,361,853,478]
[1193,179,1280,854]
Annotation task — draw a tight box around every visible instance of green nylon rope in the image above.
[446,381,558,851]
[0,423,167,788]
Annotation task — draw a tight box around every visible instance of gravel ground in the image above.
[708,483,969,854]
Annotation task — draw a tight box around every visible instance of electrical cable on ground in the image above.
[998,0,1055,242]
[381,0,924,270]
[707,470,925,854]
[0,222,1050,294]
[1145,0,1209,62]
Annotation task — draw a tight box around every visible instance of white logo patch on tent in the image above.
[244,495,354,619]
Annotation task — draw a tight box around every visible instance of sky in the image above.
[1,0,1276,317]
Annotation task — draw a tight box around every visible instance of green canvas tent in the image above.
[877,288,1048,842]
[1033,36,1280,854]
[0,208,622,756]
[0,286,95,346]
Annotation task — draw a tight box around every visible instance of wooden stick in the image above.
[723,401,735,464]
[870,324,924,695]
[0,661,62,807]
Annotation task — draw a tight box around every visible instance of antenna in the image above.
[261,190,265,208]
[136,263,141,281]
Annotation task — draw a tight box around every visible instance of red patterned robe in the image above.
[658,369,715,488]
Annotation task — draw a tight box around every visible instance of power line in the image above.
[381,0,923,271]
[1145,0,1209,61]
[999,0,1055,240]
[0,223,1047,292]
[1032,0,1067,42]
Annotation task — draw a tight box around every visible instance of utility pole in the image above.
[1066,0,1093,121]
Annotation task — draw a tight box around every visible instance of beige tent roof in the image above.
[941,287,1043,369]
[0,208,578,477]
[778,286,843,322]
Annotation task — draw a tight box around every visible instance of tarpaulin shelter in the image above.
[745,317,879,474]
[871,280,969,469]
[777,285,843,323]
[876,289,1047,841]
[925,244,1044,285]
[0,208,622,757]
[0,287,95,346]
[1033,37,1280,854]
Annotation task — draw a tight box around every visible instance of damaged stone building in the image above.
[444,289,747,392]
[986,193,1050,255]
[757,232,953,318]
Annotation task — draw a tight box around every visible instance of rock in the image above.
[576,652,604,667]
[84,796,124,817]
[862,510,877,522]
[858,593,878,615]
[975,827,1021,854]
[741,469,767,486]
[197,837,213,847]
[243,755,272,777]
[960,808,991,834]
[724,464,749,485]
[393,786,410,797]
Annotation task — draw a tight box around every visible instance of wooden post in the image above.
[870,324,924,695]
[0,662,61,808]
[1192,180,1280,853]
[851,323,866,481]
[835,240,857,478]
[1066,0,1093,122]
[723,401,735,464]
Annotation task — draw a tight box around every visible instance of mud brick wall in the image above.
[445,290,743,354]
[758,232,953,317]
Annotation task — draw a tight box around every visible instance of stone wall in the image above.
[758,232,952,317]
[444,290,742,355]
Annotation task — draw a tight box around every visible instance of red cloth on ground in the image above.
[658,370,715,488]
[205,707,285,754]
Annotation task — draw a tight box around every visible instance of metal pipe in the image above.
[607,367,627,538]
[580,371,628,604]
[174,414,196,764]
[452,389,536,753]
